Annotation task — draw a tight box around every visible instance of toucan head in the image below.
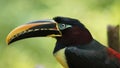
[6,16,93,45]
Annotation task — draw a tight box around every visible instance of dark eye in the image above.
[59,24,66,28]
[58,23,72,30]
[58,24,66,30]
[61,24,66,28]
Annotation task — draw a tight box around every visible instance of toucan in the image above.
[6,17,120,68]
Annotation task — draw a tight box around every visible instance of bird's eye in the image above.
[58,23,72,30]
[58,24,66,30]
[60,24,66,28]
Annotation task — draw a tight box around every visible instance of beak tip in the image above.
[6,41,11,45]
[6,41,9,45]
[6,38,10,45]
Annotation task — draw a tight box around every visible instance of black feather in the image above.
[53,16,85,29]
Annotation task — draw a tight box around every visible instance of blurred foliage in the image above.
[0,0,119,68]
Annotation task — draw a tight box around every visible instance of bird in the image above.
[6,16,120,68]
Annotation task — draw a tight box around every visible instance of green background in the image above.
[0,0,120,68]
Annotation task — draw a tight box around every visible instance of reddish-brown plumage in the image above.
[107,48,120,61]
[56,26,93,45]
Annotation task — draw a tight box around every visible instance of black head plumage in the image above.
[53,16,86,29]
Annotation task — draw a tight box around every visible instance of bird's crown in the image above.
[53,16,85,29]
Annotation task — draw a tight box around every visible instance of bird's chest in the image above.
[54,48,69,68]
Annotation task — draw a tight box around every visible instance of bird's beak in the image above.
[6,20,62,45]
